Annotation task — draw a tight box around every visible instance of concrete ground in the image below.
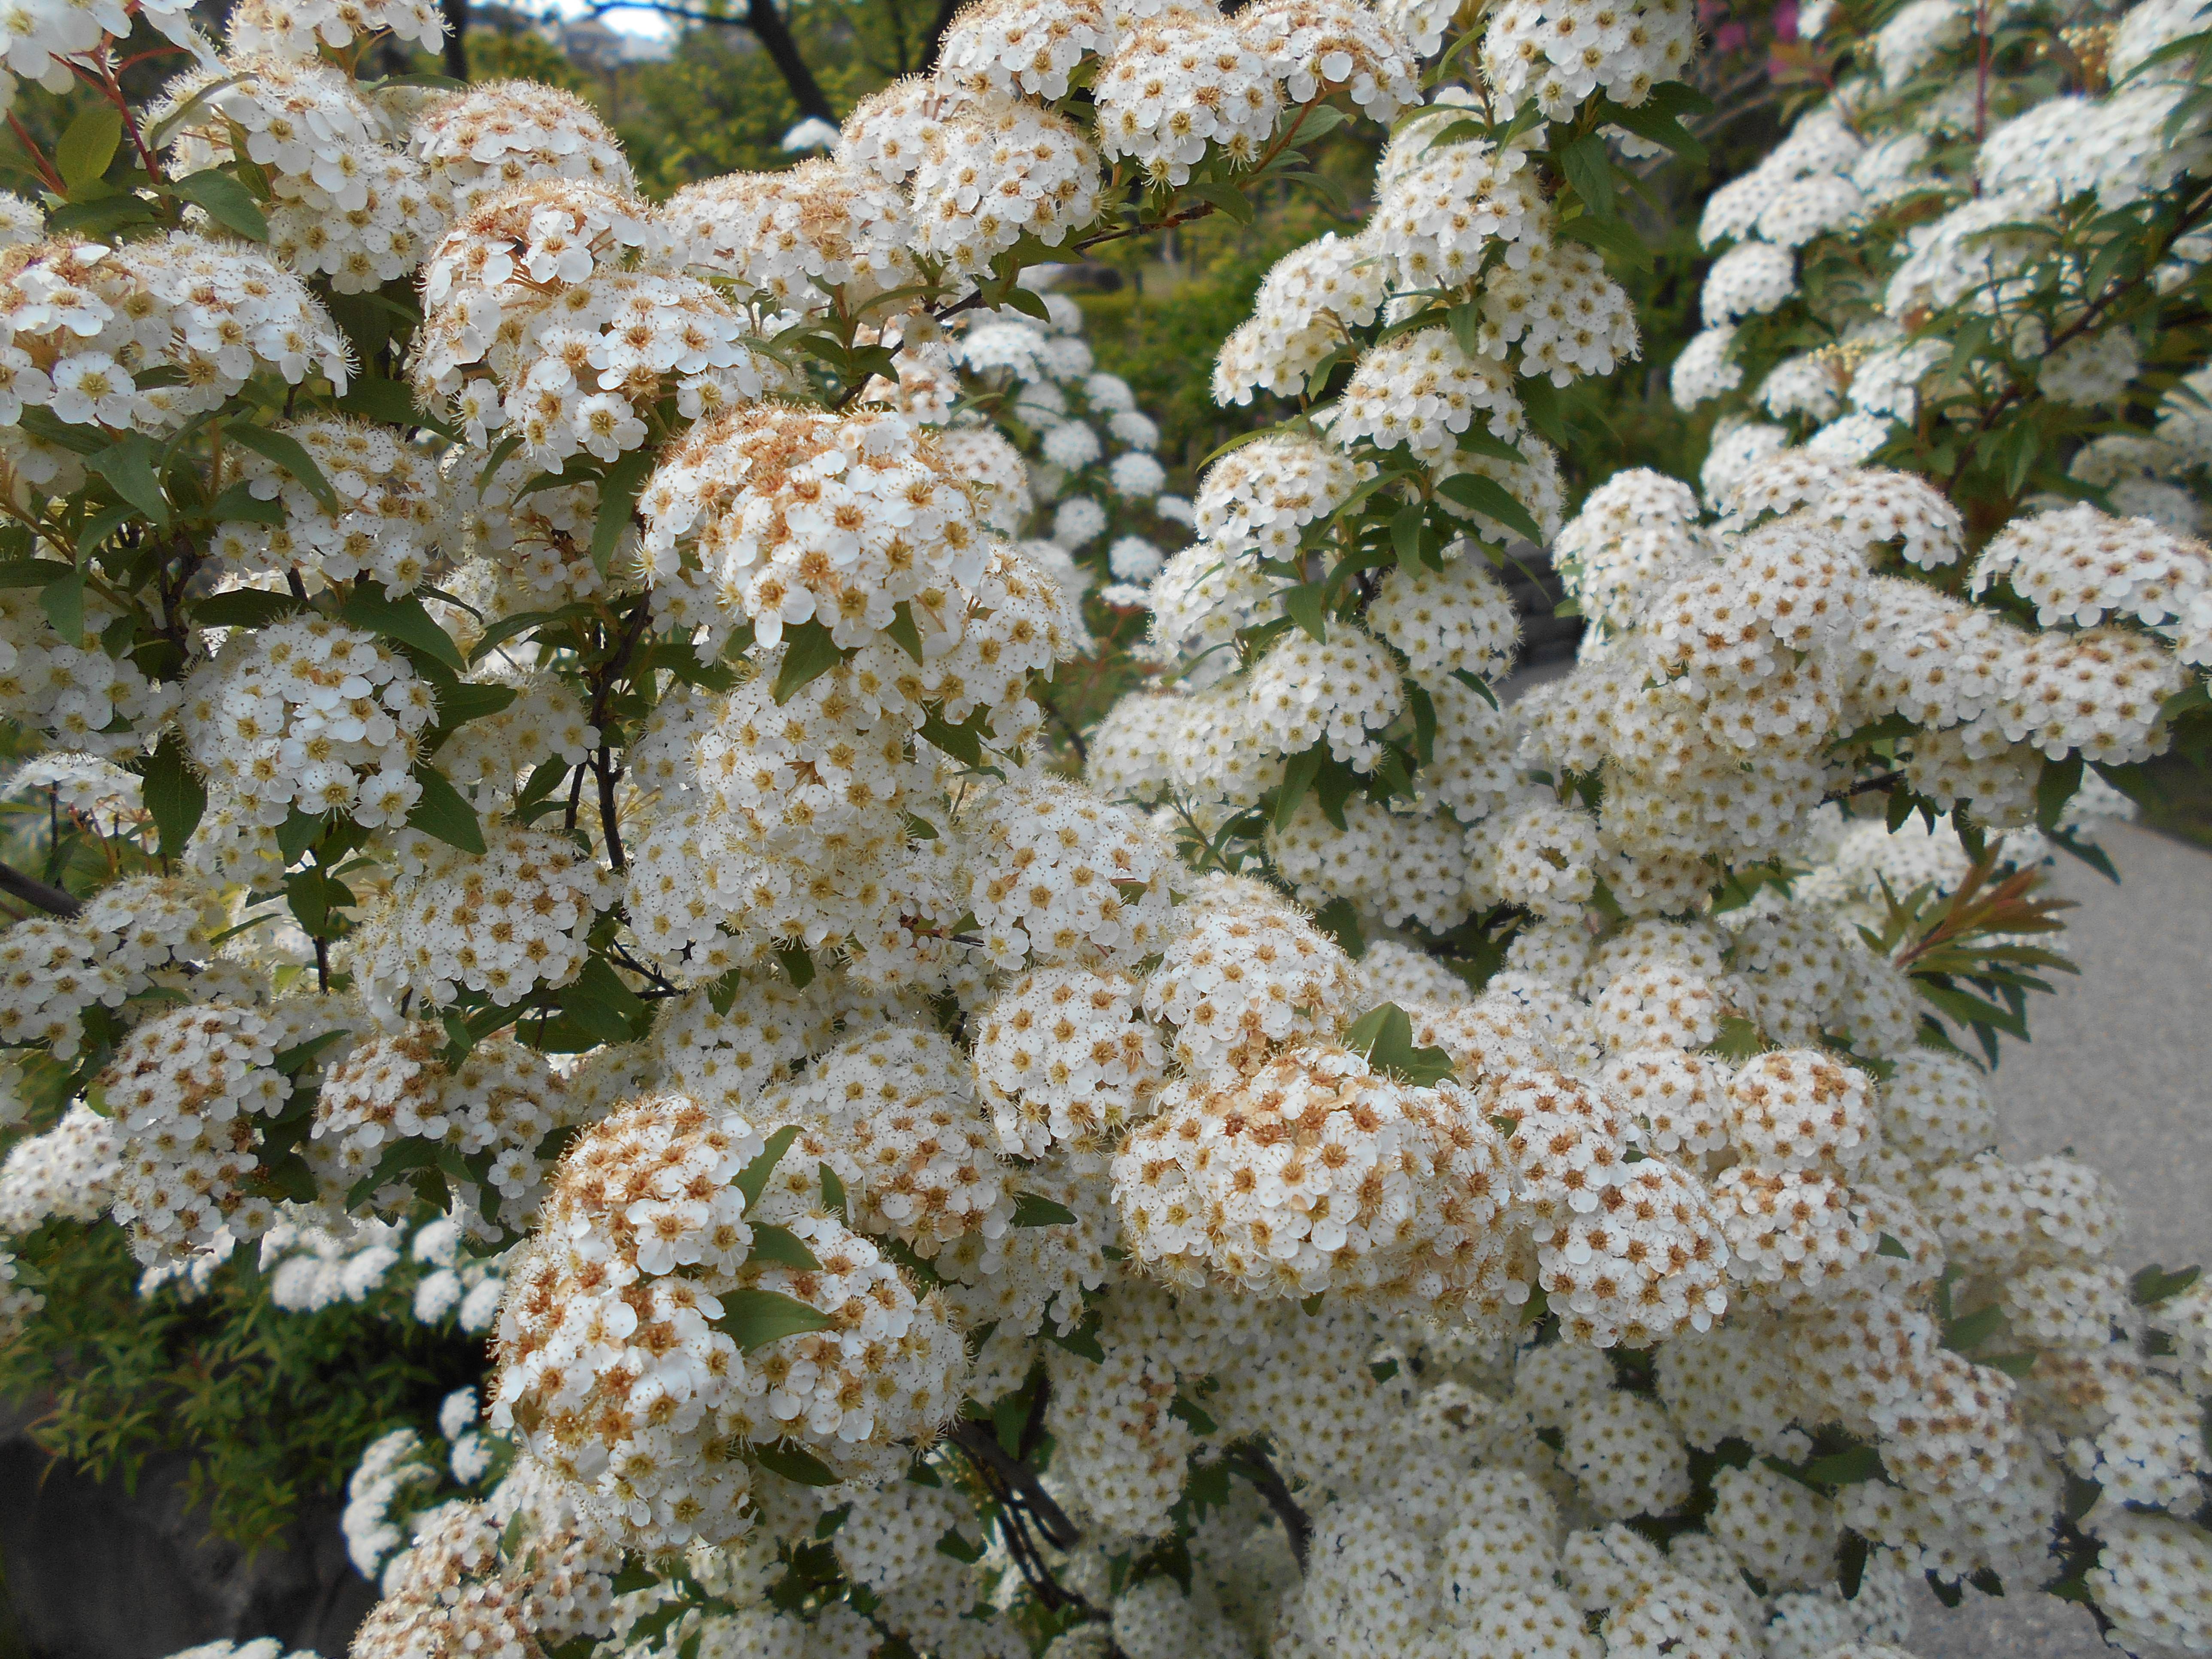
[1902,820,2212,1659]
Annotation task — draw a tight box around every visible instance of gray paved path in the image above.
[1906,821,2211,1659]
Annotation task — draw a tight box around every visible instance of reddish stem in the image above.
[7,113,66,195]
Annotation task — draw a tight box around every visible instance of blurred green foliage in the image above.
[0,1220,482,1549]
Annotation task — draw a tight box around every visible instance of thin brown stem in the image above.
[7,113,65,194]
[593,748,626,871]
[1821,770,1905,805]
[1228,1440,1311,1569]
[944,1417,1082,1551]
[0,860,81,918]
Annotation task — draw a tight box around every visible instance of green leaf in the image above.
[1942,1302,2005,1353]
[1602,99,1707,164]
[273,1027,350,1076]
[558,957,644,1045]
[1839,1531,1870,1600]
[404,764,486,854]
[748,1222,822,1270]
[145,72,251,148]
[169,169,268,241]
[44,194,157,237]
[340,585,467,673]
[38,568,83,641]
[819,1161,848,1218]
[1875,1232,1911,1259]
[2131,1262,2203,1305]
[1184,179,1256,226]
[276,806,324,863]
[1436,471,1544,544]
[474,432,525,493]
[336,376,456,438]
[1281,581,1329,642]
[1452,427,1527,466]
[1802,1446,1885,1487]
[919,705,987,767]
[1274,744,1323,832]
[1557,212,1653,270]
[590,449,653,577]
[428,682,519,738]
[2035,752,2084,832]
[0,559,75,590]
[1010,1191,1077,1228]
[1342,1002,1455,1085]
[1450,667,1499,708]
[1310,896,1363,957]
[1391,502,1426,570]
[885,600,924,664]
[772,620,849,705]
[468,602,595,664]
[345,1136,441,1209]
[19,407,111,456]
[90,434,170,526]
[1558,133,1616,219]
[736,1124,804,1209]
[752,1440,841,1485]
[1044,1322,1105,1362]
[205,481,286,526]
[1448,302,1482,358]
[139,732,206,858]
[716,1286,836,1351]
[1978,1351,2038,1378]
[936,1527,986,1563]
[1708,1014,1763,1060]
[1406,682,1437,767]
[227,423,340,514]
[55,105,122,191]
[1167,1392,1218,1436]
[997,282,1051,322]
[775,940,816,989]
[193,588,304,628]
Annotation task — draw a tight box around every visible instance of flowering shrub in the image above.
[0,0,2205,1657]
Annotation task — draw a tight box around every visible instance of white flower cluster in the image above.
[101,1004,290,1264]
[214,416,451,596]
[0,875,219,1060]
[492,1093,969,1550]
[179,617,438,877]
[411,179,764,464]
[4,3,2208,1656]
[355,827,616,1015]
[0,234,350,480]
[152,58,448,293]
[1480,0,1699,121]
[931,289,1183,609]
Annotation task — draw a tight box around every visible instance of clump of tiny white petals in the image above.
[0,233,352,441]
[1193,431,1366,562]
[217,415,450,596]
[638,403,987,651]
[1972,502,2210,630]
[1328,327,1525,459]
[356,827,614,1015]
[1480,0,1698,122]
[973,966,1164,1155]
[1367,553,1520,690]
[1142,876,1360,1079]
[1237,0,1421,122]
[409,80,635,216]
[103,1004,289,1264]
[907,94,1103,286]
[1096,9,1284,186]
[1212,227,1388,403]
[1244,624,1406,769]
